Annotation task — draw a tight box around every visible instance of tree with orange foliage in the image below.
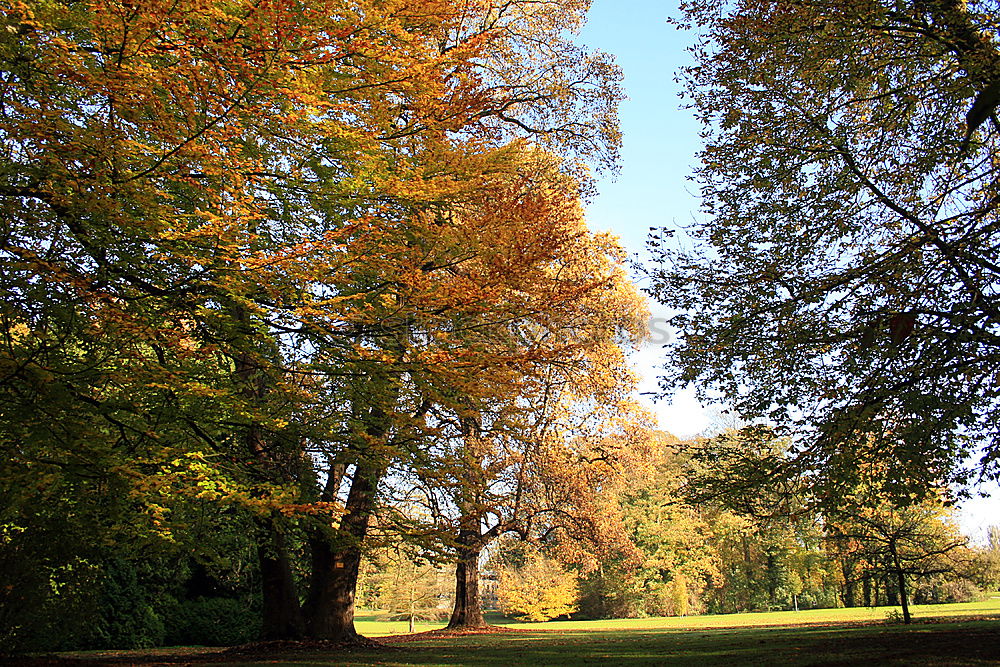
[373,191,656,628]
[300,147,649,638]
[1,0,625,645]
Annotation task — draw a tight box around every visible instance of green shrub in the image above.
[161,596,260,646]
[87,559,165,650]
[0,552,103,652]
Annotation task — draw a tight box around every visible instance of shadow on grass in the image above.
[19,615,1000,666]
[226,619,1000,667]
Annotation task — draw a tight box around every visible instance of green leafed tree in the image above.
[649,0,1000,497]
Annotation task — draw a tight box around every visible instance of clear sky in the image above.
[578,0,701,255]
[575,0,998,541]
[577,0,709,437]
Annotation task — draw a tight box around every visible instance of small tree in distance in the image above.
[827,497,972,624]
[365,550,451,634]
[668,574,690,617]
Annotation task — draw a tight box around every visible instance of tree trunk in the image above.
[448,543,486,629]
[897,572,911,624]
[239,377,304,639]
[304,457,383,641]
[842,580,856,608]
[303,536,364,641]
[889,541,911,624]
[841,560,857,607]
[231,311,305,639]
[258,521,305,639]
[884,571,899,606]
[247,427,304,640]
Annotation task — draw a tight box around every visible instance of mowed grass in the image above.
[355,596,1000,635]
[47,597,1000,666]
[229,608,1000,667]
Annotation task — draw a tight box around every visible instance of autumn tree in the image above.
[383,216,657,629]
[427,387,656,628]
[826,496,971,624]
[493,540,580,622]
[696,509,841,615]
[1,0,626,648]
[577,435,722,618]
[297,143,649,638]
[576,429,841,618]
[648,0,1000,497]
[326,125,652,631]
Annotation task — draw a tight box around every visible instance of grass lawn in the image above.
[355,595,1000,636]
[34,596,1000,666]
[267,619,1000,667]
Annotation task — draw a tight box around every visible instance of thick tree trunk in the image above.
[448,541,486,629]
[304,457,383,641]
[303,536,364,641]
[231,311,306,639]
[842,579,856,608]
[258,522,305,639]
[841,560,857,607]
[247,423,304,639]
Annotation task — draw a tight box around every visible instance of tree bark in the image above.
[842,579,856,608]
[234,339,305,641]
[889,540,911,624]
[448,420,489,630]
[884,571,899,606]
[258,521,305,639]
[303,534,364,641]
[841,559,857,607]
[447,540,486,629]
[304,457,383,641]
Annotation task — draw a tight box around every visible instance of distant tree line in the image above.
[357,430,1000,625]
[574,431,999,622]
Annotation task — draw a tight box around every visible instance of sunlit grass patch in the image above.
[356,596,1000,636]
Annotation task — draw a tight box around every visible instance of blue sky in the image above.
[578,0,708,438]
[575,0,998,540]
[579,0,700,256]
